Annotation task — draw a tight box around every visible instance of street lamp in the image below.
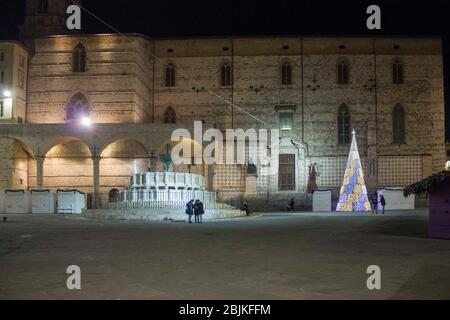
[80,116,92,127]
[3,90,11,98]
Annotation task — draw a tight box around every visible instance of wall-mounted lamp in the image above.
[80,116,92,127]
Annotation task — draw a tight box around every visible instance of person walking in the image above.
[185,199,194,223]
[370,192,378,214]
[380,194,386,214]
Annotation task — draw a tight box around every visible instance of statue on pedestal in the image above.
[307,163,318,193]
[159,143,173,172]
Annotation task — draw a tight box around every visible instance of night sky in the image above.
[1,0,449,141]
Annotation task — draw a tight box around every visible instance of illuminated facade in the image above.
[0,41,28,123]
[0,1,447,209]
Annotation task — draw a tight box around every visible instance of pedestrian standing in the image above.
[185,199,194,223]
[370,192,378,214]
[193,200,200,223]
[380,194,386,214]
[287,198,295,211]
[198,200,205,223]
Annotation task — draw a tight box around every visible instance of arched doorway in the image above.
[108,188,120,203]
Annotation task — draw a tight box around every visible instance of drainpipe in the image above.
[152,40,156,123]
[231,38,235,130]
[301,37,305,145]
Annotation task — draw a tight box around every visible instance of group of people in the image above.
[369,192,386,214]
[185,199,205,223]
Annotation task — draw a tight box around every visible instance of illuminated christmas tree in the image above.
[336,130,371,212]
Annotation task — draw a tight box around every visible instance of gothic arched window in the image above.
[66,93,89,121]
[338,104,351,144]
[281,61,292,85]
[220,61,232,86]
[393,60,403,84]
[72,43,86,73]
[163,107,176,124]
[337,59,349,84]
[165,63,176,87]
[37,0,48,14]
[393,104,406,144]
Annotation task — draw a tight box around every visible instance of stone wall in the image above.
[86,207,244,221]
[26,34,153,123]
[0,138,30,190]
[100,139,149,196]
[0,36,445,199]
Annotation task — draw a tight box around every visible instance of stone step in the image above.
[85,207,244,221]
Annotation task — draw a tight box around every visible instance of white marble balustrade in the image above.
[116,189,216,209]
[130,172,205,190]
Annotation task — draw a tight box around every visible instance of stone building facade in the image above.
[0,0,446,207]
[0,41,28,123]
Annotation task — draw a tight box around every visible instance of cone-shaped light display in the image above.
[336,130,371,212]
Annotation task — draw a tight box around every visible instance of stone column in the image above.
[149,153,159,171]
[207,164,215,191]
[245,164,258,195]
[36,156,45,189]
[92,155,101,209]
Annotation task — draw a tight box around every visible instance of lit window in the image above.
[66,92,89,121]
[279,112,293,131]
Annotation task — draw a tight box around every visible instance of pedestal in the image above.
[245,174,257,195]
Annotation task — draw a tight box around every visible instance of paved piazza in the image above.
[1,211,450,300]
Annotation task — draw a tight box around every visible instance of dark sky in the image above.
[1,0,449,141]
